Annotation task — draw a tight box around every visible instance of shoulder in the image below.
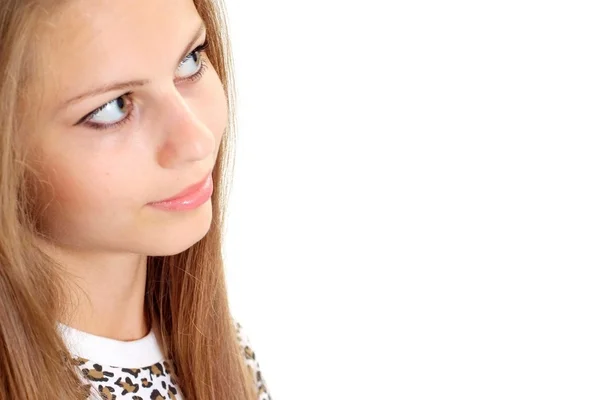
[233,319,273,400]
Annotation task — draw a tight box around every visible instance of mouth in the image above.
[148,172,213,211]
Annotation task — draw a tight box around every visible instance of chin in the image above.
[143,201,213,256]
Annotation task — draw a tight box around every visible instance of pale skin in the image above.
[31,0,227,341]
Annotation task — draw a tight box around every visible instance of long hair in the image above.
[0,0,256,399]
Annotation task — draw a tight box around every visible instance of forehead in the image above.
[38,0,203,105]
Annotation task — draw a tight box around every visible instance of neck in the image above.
[42,241,150,341]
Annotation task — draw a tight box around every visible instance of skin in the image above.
[31,0,227,340]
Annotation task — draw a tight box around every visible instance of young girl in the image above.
[0,0,271,399]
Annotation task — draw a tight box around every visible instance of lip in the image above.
[148,173,213,211]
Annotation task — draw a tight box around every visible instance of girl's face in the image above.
[32,0,227,255]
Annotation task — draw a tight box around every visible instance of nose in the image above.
[156,90,215,169]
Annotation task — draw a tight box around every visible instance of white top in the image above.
[57,322,164,367]
[57,322,183,399]
[56,320,272,400]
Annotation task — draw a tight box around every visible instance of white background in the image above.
[223,0,600,399]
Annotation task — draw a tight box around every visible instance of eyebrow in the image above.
[62,22,207,108]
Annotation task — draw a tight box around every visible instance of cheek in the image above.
[34,149,152,247]
[37,151,140,220]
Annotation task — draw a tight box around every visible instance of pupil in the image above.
[116,97,125,110]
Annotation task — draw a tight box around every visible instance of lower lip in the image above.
[148,175,213,211]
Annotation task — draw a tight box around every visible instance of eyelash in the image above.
[79,40,210,131]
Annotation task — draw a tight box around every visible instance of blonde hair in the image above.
[0,0,256,399]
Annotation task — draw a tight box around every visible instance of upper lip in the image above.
[151,171,212,203]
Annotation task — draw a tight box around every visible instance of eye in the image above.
[78,94,133,129]
[176,41,209,80]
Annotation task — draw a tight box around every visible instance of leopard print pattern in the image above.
[235,321,273,400]
[74,321,271,400]
[74,357,182,400]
